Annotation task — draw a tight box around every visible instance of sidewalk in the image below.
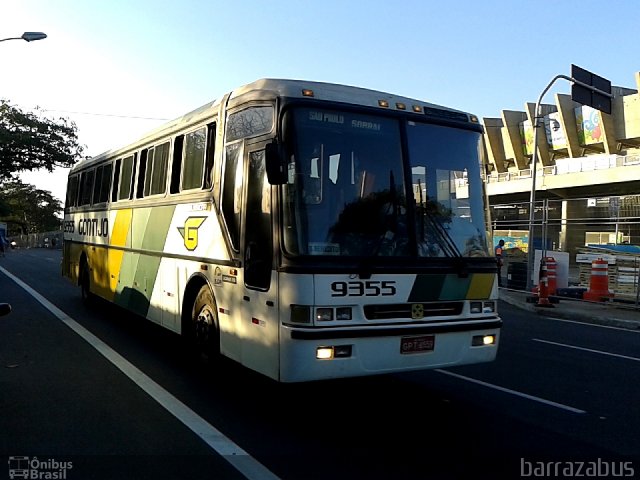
[499,287,640,331]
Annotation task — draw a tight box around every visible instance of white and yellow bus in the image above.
[62,79,501,382]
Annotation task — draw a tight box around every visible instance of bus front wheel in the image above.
[189,286,220,363]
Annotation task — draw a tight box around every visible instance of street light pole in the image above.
[0,32,47,43]
[526,73,613,291]
[527,75,564,290]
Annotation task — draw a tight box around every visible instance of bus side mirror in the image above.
[265,142,287,185]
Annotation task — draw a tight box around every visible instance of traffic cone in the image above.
[545,256,557,296]
[583,258,613,302]
[536,257,554,308]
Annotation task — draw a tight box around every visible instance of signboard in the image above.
[544,112,567,149]
[571,64,612,115]
[575,106,603,145]
[519,120,534,156]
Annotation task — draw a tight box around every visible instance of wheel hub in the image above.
[195,306,214,345]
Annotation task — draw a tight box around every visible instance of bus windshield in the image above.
[282,107,489,258]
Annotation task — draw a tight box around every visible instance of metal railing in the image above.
[484,153,640,183]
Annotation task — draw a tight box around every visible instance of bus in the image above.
[62,79,501,383]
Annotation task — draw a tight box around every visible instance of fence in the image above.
[9,230,63,249]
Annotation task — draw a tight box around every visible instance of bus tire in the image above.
[80,260,94,305]
[189,285,220,363]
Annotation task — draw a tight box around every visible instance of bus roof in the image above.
[70,78,474,173]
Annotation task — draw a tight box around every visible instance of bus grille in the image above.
[363,302,463,320]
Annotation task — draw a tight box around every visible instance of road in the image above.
[1,249,639,479]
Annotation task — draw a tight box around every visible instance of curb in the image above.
[499,290,640,331]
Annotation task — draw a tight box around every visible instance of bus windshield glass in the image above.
[407,121,489,258]
[282,107,489,258]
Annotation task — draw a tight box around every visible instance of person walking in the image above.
[495,239,505,287]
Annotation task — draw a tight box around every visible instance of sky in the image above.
[1,0,639,203]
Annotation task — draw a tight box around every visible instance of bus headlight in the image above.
[483,301,496,313]
[470,301,496,315]
[316,345,352,359]
[316,308,334,322]
[472,334,496,346]
[290,305,311,324]
[317,347,334,359]
[470,301,483,314]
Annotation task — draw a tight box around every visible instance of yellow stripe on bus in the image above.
[111,209,132,247]
[466,273,495,299]
[107,209,132,298]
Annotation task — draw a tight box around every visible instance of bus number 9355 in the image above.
[331,280,397,297]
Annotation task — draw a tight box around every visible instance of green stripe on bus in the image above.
[114,206,175,316]
[408,273,490,302]
[439,274,472,301]
[407,274,447,302]
[141,205,175,251]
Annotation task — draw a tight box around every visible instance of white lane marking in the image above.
[533,338,640,363]
[540,316,640,333]
[435,369,586,414]
[0,265,280,480]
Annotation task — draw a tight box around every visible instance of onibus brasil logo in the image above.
[8,456,73,479]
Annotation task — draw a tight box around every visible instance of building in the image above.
[482,71,640,293]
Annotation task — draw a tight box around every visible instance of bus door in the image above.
[239,147,279,379]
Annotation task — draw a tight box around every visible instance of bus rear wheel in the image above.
[189,286,220,363]
[80,261,93,305]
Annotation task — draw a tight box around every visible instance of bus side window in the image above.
[150,142,169,195]
[112,159,121,202]
[143,147,153,197]
[182,127,206,191]
[244,150,272,290]
[170,135,184,194]
[79,169,95,206]
[66,175,79,208]
[92,166,104,204]
[129,153,138,200]
[137,149,148,199]
[97,163,113,204]
[222,142,242,250]
[204,122,216,189]
[118,155,134,201]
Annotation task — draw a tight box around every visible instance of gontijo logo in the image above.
[178,216,207,251]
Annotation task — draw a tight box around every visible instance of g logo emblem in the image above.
[178,217,206,251]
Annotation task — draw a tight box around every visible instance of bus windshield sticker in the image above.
[308,242,340,255]
[309,111,344,124]
[351,120,381,131]
[329,154,340,184]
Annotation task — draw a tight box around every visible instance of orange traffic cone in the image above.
[536,258,554,308]
[545,256,557,296]
[583,258,613,302]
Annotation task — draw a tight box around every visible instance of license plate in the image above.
[400,335,435,354]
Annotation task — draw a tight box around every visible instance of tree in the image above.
[0,179,63,235]
[0,99,84,181]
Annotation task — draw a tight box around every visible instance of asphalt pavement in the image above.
[499,287,640,331]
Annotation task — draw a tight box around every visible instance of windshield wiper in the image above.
[416,179,461,258]
[371,170,400,257]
